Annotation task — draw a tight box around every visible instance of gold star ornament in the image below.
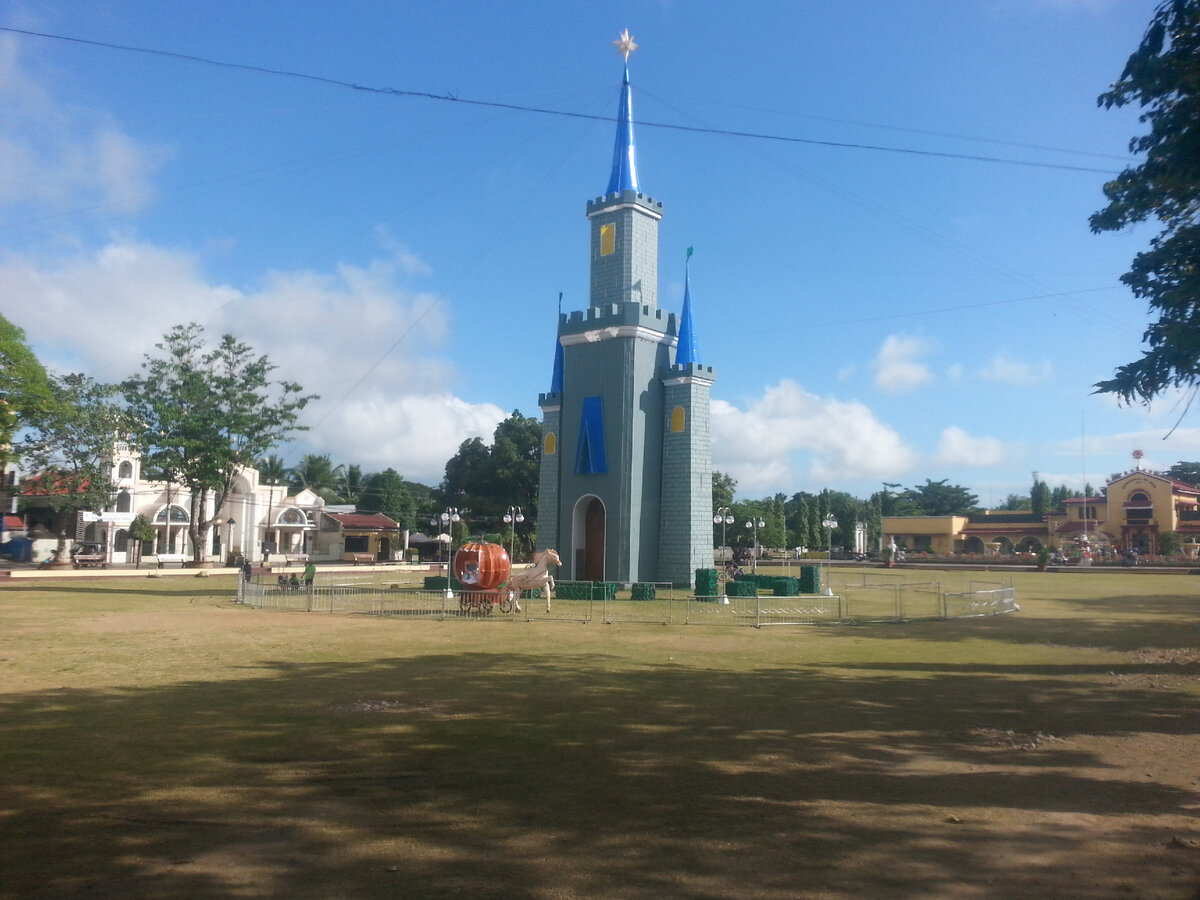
[613,28,638,61]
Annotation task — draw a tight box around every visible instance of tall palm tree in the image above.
[288,454,337,494]
[258,454,287,486]
[337,463,363,505]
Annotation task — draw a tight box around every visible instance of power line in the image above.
[1,25,1122,176]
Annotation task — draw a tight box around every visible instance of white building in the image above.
[71,440,324,565]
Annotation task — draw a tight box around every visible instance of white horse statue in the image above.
[506,548,561,613]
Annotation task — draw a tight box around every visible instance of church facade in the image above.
[536,56,715,588]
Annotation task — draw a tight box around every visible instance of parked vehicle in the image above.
[71,542,106,569]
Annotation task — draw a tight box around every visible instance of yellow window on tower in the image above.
[671,406,685,433]
[600,223,615,256]
[544,432,557,455]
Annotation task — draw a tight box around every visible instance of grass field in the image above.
[1,570,1197,898]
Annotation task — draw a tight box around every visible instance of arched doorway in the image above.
[963,536,985,554]
[572,495,606,582]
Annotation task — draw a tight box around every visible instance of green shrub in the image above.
[726,580,758,597]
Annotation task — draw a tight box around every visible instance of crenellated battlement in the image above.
[586,189,663,217]
[661,361,716,382]
[559,300,675,338]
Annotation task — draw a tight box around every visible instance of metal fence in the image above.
[236,573,1017,627]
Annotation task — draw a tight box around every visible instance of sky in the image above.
[1,0,1194,505]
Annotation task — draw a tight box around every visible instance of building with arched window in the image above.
[24,439,325,566]
[882,465,1200,558]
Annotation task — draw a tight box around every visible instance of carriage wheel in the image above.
[480,599,493,615]
[459,596,471,613]
[499,596,514,614]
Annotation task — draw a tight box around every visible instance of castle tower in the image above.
[538,35,715,588]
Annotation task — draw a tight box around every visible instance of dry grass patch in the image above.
[0,571,1197,898]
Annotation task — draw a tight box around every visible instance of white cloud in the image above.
[312,393,506,480]
[936,426,1007,467]
[872,333,934,394]
[976,352,1052,386]
[0,34,169,217]
[712,380,918,494]
[0,235,502,486]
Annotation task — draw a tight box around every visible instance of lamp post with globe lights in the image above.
[822,513,838,592]
[745,516,765,574]
[430,507,461,599]
[713,507,734,602]
[503,506,524,565]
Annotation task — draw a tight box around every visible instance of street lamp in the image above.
[822,513,838,593]
[744,516,765,574]
[713,507,734,602]
[226,517,236,564]
[502,505,524,564]
[430,507,461,599]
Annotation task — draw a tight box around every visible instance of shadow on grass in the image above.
[0,581,238,598]
[1,648,1197,899]
[821,606,1200,653]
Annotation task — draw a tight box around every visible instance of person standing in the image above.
[303,560,316,588]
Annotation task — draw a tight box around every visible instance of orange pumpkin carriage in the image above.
[452,541,518,615]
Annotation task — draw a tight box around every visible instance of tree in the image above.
[1167,461,1200,486]
[905,479,978,516]
[998,493,1031,511]
[712,471,736,514]
[1158,529,1183,556]
[875,482,921,518]
[785,493,812,549]
[489,413,541,509]
[1091,0,1200,405]
[436,412,540,545]
[289,454,338,494]
[20,373,134,559]
[0,314,52,462]
[1031,478,1051,519]
[357,468,415,529]
[257,454,288,487]
[123,323,315,566]
[128,513,157,569]
[337,463,364,505]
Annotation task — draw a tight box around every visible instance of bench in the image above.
[285,554,309,566]
[145,553,187,568]
[346,552,376,565]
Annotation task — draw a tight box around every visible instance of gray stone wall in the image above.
[658,365,716,588]
[536,395,561,555]
[586,191,662,310]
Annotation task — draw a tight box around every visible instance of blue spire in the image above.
[676,248,699,367]
[550,337,564,394]
[606,64,639,195]
[550,292,564,393]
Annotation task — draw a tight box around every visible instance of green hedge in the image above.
[799,565,820,594]
[555,581,590,600]
[695,568,720,597]
[555,581,617,602]
[726,580,758,597]
[771,576,801,596]
[631,583,656,602]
